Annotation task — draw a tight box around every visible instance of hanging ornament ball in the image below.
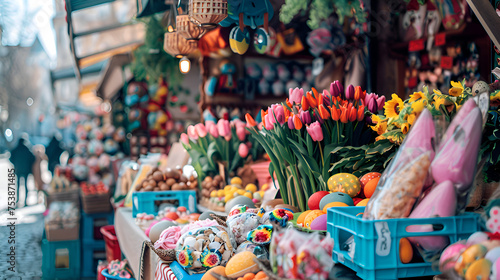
[253,28,269,54]
[230,26,250,55]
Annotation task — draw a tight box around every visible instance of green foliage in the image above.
[481,107,500,182]
[130,14,183,86]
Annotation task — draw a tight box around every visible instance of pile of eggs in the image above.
[296,172,381,231]
[440,232,500,279]
[209,177,265,207]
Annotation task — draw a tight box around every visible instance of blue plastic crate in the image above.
[169,261,204,280]
[81,240,107,278]
[81,211,114,244]
[132,190,197,217]
[101,269,136,280]
[42,236,81,280]
[327,206,480,280]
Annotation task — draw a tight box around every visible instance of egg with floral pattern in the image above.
[327,173,361,197]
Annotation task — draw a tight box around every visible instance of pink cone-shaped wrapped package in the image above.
[364,109,436,220]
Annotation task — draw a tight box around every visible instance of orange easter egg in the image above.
[356,199,370,207]
[364,177,380,198]
[400,238,413,264]
[165,212,179,220]
[297,210,312,226]
[202,266,226,280]
[360,172,381,187]
[322,202,349,212]
[304,210,325,229]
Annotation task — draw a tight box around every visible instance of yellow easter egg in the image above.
[217,190,225,197]
[202,266,226,280]
[225,194,234,202]
[210,190,217,198]
[225,251,259,278]
[261,184,270,191]
[243,192,252,199]
[465,259,491,280]
[231,177,243,186]
[237,189,246,195]
[327,173,361,198]
[322,202,349,212]
[224,185,232,192]
[245,184,257,193]
[304,210,325,229]
[399,238,413,264]
[356,199,370,207]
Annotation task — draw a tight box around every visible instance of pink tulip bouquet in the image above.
[180,118,265,184]
[246,82,384,211]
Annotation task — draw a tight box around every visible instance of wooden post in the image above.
[466,0,500,49]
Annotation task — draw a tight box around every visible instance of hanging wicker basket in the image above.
[163,31,198,58]
[176,15,206,40]
[188,0,227,28]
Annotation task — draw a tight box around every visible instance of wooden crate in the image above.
[46,188,80,208]
[81,191,111,214]
[45,224,79,242]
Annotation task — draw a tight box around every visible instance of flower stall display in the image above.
[246,82,387,211]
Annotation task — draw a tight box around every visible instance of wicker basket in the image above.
[188,0,227,28]
[81,191,111,214]
[163,31,198,58]
[145,240,176,263]
[176,15,206,40]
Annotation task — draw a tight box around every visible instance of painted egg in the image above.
[465,258,491,280]
[165,212,180,220]
[363,177,379,198]
[400,238,413,264]
[310,214,327,231]
[304,210,325,229]
[356,199,370,207]
[225,251,260,278]
[225,196,255,214]
[201,266,226,280]
[296,211,312,226]
[253,28,269,54]
[227,213,261,244]
[359,172,381,187]
[322,202,349,212]
[268,209,294,227]
[327,173,361,197]
[229,26,250,55]
[485,247,500,263]
[229,205,248,217]
[247,225,273,245]
[491,258,500,280]
[319,192,354,210]
[455,244,488,277]
[308,191,330,210]
[467,232,489,246]
[440,243,468,272]
[253,192,262,200]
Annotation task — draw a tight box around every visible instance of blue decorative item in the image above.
[245,63,262,79]
[218,61,238,93]
[262,64,276,81]
[203,109,217,123]
[205,76,218,97]
[220,0,274,30]
[276,64,290,81]
[125,95,139,106]
[253,28,270,54]
[230,26,250,55]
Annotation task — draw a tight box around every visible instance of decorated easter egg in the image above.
[227,213,261,244]
[327,173,361,197]
[400,238,413,264]
[296,211,312,226]
[319,192,354,210]
[485,247,500,263]
[363,177,380,198]
[268,209,294,227]
[149,220,176,243]
[467,232,489,246]
[360,172,382,187]
[229,205,248,217]
[308,191,330,210]
[356,199,370,207]
[455,244,488,276]
[253,192,262,200]
[164,212,180,221]
[274,204,299,213]
[225,196,255,214]
[201,266,226,280]
[247,225,273,245]
[254,28,270,54]
[322,202,349,212]
[310,214,327,231]
[225,251,260,278]
[440,243,468,272]
[230,26,250,55]
[304,210,325,229]
[465,258,491,280]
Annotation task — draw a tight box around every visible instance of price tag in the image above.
[435,33,446,46]
[409,39,425,52]
[441,56,453,69]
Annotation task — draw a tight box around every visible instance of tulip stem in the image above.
[318,142,324,167]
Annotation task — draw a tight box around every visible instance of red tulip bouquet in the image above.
[180,118,265,185]
[246,81,385,211]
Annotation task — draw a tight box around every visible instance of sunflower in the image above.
[406,113,417,125]
[370,115,387,135]
[401,122,410,134]
[387,132,404,144]
[433,95,446,110]
[411,100,426,114]
[384,94,404,118]
[449,81,464,97]
[409,91,427,103]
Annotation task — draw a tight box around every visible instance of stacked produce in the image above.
[134,167,198,192]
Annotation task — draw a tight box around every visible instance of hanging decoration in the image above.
[176,0,207,41]
[188,0,228,28]
[164,32,198,58]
